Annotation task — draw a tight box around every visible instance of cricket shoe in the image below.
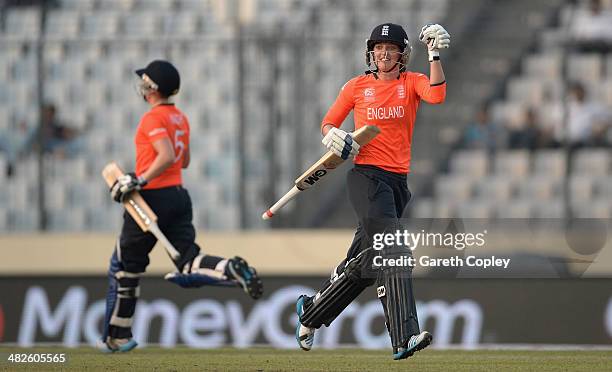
[227,256,263,299]
[295,295,315,351]
[393,331,432,360]
[97,337,138,353]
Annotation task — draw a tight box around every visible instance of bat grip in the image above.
[262,185,300,220]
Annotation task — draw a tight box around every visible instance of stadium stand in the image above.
[413,0,612,220]
[0,0,609,232]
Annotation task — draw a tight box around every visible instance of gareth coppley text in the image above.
[372,255,511,269]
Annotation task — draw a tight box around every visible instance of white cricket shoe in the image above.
[295,295,316,351]
[393,331,432,360]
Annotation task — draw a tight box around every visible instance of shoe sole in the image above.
[394,332,432,360]
[229,257,263,299]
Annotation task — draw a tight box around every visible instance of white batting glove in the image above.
[110,172,147,203]
[419,23,450,61]
[322,127,360,160]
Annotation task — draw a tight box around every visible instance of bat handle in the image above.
[262,185,301,220]
[148,222,181,261]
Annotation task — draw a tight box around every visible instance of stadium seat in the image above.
[81,12,120,39]
[457,201,492,219]
[3,8,41,41]
[567,54,603,83]
[450,150,489,177]
[43,43,65,63]
[178,0,215,10]
[507,78,546,105]
[133,0,175,10]
[531,199,565,218]
[8,178,30,211]
[494,151,531,178]
[435,175,473,202]
[10,208,39,231]
[45,11,80,40]
[0,209,8,231]
[490,102,526,130]
[58,0,96,10]
[573,149,610,175]
[517,176,561,201]
[11,56,36,82]
[433,199,456,218]
[0,105,10,132]
[533,150,567,179]
[522,53,562,79]
[161,12,199,38]
[495,200,532,219]
[410,198,434,218]
[45,181,68,211]
[594,175,612,198]
[48,208,87,231]
[0,154,6,184]
[569,174,594,203]
[599,78,612,105]
[0,54,10,82]
[97,0,136,11]
[474,176,514,201]
[122,12,161,39]
[572,201,611,218]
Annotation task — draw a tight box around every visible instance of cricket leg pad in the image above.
[377,265,420,351]
[299,248,376,328]
[102,248,141,340]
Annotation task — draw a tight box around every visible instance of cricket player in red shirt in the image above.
[99,60,263,352]
[295,23,450,360]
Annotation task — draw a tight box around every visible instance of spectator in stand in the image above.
[567,82,611,148]
[508,108,541,150]
[0,119,30,177]
[569,0,612,52]
[34,103,82,158]
[462,104,501,152]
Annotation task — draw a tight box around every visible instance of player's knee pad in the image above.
[300,248,376,329]
[109,270,141,330]
[377,265,420,349]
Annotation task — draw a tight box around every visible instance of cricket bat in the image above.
[262,125,381,220]
[102,162,181,261]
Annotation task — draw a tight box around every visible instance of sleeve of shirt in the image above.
[412,73,446,104]
[139,113,169,143]
[321,79,356,130]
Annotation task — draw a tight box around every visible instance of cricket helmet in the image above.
[365,23,411,73]
[135,60,180,97]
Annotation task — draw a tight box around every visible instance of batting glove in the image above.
[419,23,450,62]
[110,172,148,203]
[322,127,360,160]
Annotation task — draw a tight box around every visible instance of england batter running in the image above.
[295,23,450,360]
[98,60,263,353]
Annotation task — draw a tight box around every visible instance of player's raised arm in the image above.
[412,24,450,104]
[419,23,450,85]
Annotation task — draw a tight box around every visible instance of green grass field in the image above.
[1,347,611,371]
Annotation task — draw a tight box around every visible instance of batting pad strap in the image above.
[115,271,141,279]
[117,286,141,299]
[110,316,133,328]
